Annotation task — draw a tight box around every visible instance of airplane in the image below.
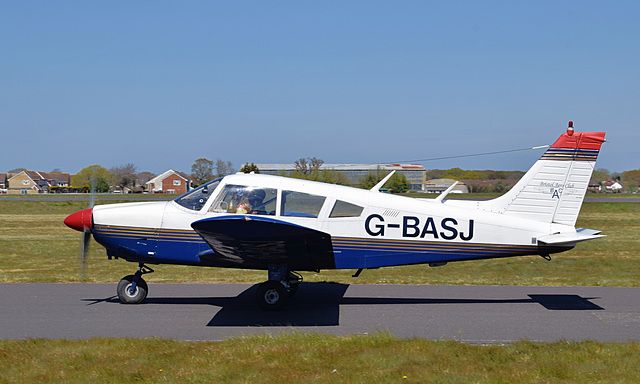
[65,124,606,310]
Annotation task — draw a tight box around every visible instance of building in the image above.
[146,169,191,194]
[256,163,427,191]
[425,178,469,194]
[587,184,602,192]
[602,180,624,193]
[7,171,70,194]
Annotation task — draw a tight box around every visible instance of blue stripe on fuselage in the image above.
[92,224,207,265]
[93,225,542,270]
[331,236,539,269]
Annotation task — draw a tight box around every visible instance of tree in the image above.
[492,181,508,193]
[620,169,640,185]
[359,167,388,190]
[8,168,26,176]
[386,172,410,193]
[95,178,110,193]
[624,182,638,194]
[319,169,352,186]
[109,163,138,192]
[291,157,324,180]
[620,169,640,194]
[295,157,323,176]
[191,158,213,185]
[359,169,410,193]
[215,159,235,177]
[72,165,111,193]
[590,168,611,185]
[441,168,467,179]
[467,183,488,194]
[240,162,260,173]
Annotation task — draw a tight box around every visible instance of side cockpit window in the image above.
[329,200,364,218]
[210,185,277,215]
[281,191,326,218]
[174,178,221,211]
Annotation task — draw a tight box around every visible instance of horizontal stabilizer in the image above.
[537,228,605,246]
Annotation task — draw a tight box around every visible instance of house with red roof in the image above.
[146,169,192,194]
[7,171,70,194]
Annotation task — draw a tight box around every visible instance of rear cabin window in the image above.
[329,200,364,218]
[281,191,326,218]
[210,185,277,215]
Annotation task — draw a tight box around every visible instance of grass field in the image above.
[1,198,639,382]
[1,333,640,383]
[0,199,638,286]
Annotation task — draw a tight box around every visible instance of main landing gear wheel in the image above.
[256,281,288,311]
[117,275,148,304]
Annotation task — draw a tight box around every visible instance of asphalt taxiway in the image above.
[2,283,639,343]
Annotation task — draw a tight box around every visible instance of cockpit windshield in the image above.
[174,178,222,211]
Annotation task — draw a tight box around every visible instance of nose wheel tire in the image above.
[256,281,288,311]
[117,275,148,304]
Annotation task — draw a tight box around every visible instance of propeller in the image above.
[79,227,91,279]
[79,175,97,279]
[62,174,97,280]
[64,204,94,280]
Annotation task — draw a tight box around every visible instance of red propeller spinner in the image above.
[64,208,93,232]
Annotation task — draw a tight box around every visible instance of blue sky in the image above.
[2,1,638,175]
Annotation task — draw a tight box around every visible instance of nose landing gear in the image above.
[116,263,154,304]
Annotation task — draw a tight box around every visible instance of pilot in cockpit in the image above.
[235,195,252,214]
[229,187,266,214]
[246,188,266,214]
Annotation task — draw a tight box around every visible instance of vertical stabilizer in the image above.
[477,129,606,226]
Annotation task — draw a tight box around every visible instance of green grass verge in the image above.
[1,333,639,383]
[0,200,638,286]
[1,200,639,382]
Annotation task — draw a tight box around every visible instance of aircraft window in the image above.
[329,200,364,218]
[174,178,221,211]
[210,185,277,215]
[281,191,326,218]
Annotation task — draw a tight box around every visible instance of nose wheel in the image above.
[116,264,153,304]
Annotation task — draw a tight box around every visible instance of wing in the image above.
[191,215,335,271]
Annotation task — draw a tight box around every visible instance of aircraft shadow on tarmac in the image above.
[84,283,604,327]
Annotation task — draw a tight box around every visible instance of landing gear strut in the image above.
[255,265,302,311]
[116,263,154,304]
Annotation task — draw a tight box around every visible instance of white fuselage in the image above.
[91,173,575,270]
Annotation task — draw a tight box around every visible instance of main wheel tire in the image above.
[117,275,148,304]
[256,281,288,311]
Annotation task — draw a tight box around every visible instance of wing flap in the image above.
[191,215,335,271]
